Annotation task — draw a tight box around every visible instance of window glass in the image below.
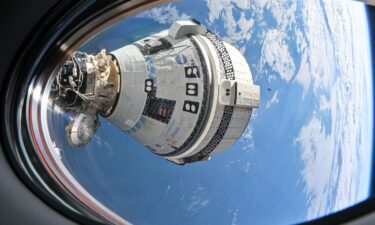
[27,1,374,224]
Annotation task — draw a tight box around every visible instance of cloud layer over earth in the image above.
[293,1,373,219]
[136,4,191,24]
[136,0,373,222]
[204,0,372,219]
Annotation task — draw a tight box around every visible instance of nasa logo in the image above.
[175,54,188,64]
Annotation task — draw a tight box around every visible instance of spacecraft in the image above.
[52,20,260,165]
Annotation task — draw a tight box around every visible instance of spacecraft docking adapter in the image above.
[52,20,260,165]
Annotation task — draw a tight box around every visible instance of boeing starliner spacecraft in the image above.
[52,20,260,165]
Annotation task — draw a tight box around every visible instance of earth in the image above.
[53,0,374,224]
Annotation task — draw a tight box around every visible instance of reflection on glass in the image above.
[27,0,374,224]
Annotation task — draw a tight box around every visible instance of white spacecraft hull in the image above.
[107,21,260,164]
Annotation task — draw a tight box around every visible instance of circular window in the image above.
[2,1,374,225]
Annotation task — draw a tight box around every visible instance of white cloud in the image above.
[319,95,330,111]
[136,4,190,24]
[295,27,307,54]
[240,123,254,152]
[186,185,210,217]
[295,49,311,97]
[206,0,250,23]
[294,115,336,218]
[205,0,254,51]
[267,0,297,30]
[260,29,295,82]
[267,74,277,84]
[244,162,251,173]
[231,209,239,225]
[205,0,298,51]
[265,90,279,110]
[238,13,254,41]
[234,0,250,9]
[205,0,231,23]
[294,0,335,95]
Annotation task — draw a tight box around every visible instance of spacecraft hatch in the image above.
[51,20,260,165]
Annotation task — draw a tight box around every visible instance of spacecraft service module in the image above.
[52,20,260,165]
